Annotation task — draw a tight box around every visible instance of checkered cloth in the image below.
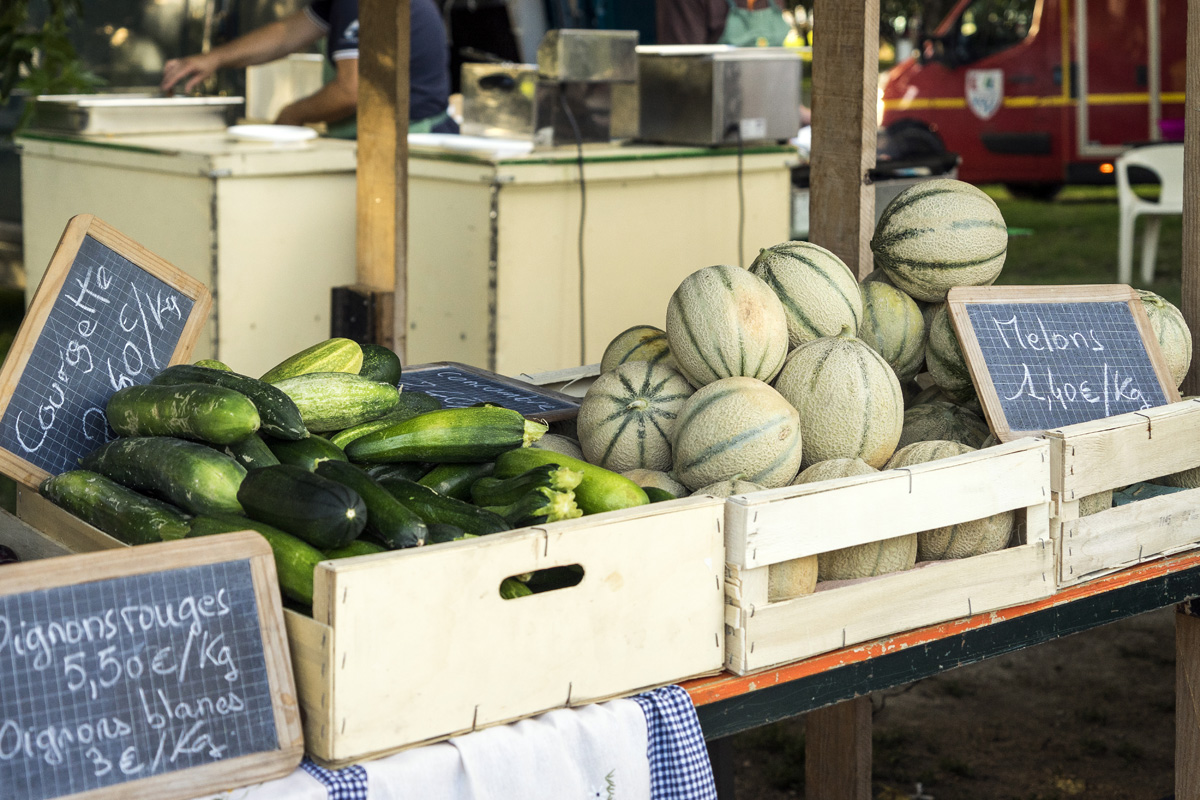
[300,758,369,800]
[631,686,718,800]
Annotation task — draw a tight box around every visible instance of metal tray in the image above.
[30,94,244,135]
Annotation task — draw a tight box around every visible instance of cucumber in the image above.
[81,436,246,516]
[325,540,387,559]
[315,460,427,548]
[267,434,347,471]
[500,577,533,599]
[643,487,677,503]
[188,513,323,605]
[194,359,232,371]
[272,372,401,432]
[375,476,510,536]
[344,406,548,463]
[40,470,191,545]
[330,392,442,449]
[237,464,366,549]
[492,448,649,515]
[151,364,308,441]
[364,462,435,482]
[418,462,495,501]
[226,433,280,470]
[426,523,470,544]
[470,464,583,507]
[329,419,397,450]
[483,486,581,527]
[106,383,260,446]
[260,337,364,384]
[359,343,403,385]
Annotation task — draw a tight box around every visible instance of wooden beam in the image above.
[1178,604,1200,797]
[356,0,410,356]
[805,696,872,800]
[1182,0,1200,396]
[808,0,880,278]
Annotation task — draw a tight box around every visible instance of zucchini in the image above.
[375,476,510,536]
[226,433,280,470]
[470,464,583,507]
[426,523,470,544]
[81,436,246,516]
[364,462,434,482]
[188,513,323,606]
[106,383,260,445]
[643,487,677,503]
[259,337,364,384]
[325,540,387,559]
[237,464,366,550]
[418,461,495,500]
[151,364,308,441]
[194,359,232,371]
[315,460,427,548]
[359,343,403,385]
[344,406,547,464]
[483,486,581,528]
[330,391,440,448]
[40,470,191,545]
[272,372,401,432]
[500,577,533,599]
[267,434,347,471]
[492,448,649,515]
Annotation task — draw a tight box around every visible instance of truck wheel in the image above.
[1004,182,1063,201]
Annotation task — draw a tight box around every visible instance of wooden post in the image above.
[808,0,880,279]
[1181,0,1200,396]
[355,0,410,355]
[806,696,872,800]
[1178,603,1200,796]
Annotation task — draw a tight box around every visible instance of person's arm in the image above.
[274,57,357,125]
[161,9,324,94]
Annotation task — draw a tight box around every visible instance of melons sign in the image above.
[946,285,1180,441]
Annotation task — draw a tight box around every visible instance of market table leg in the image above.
[1178,602,1200,796]
[805,696,872,800]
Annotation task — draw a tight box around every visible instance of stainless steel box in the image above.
[537,29,639,82]
[637,46,803,146]
[460,63,540,139]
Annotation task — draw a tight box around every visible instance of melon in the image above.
[925,304,977,404]
[773,327,903,469]
[532,433,584,460]
[871,178,1009,302]
[623,469,689,498]
[1079,490,1113,517]
[665,265,790,388]
[885,440,1015,560]
[672,376,803,490]
[1137,290,1192,388]
[896,400,990,449]
[600,325,674,373]
[748,241,863,348]
[693,478,765,497]
[577,361,693,473]
[858,280,927,383]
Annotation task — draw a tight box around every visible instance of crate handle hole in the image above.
[499,565,585,599]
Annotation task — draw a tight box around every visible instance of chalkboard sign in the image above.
[402,362,580,421]
[947,285,1181,441]
[0,216,211,488]
[0,533,303,800]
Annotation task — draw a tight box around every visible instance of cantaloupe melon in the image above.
[672,376,803,490]
[600,325,674,373]
[1137,289,1192,388]
[577,361,693,473]
[925,304,978,405]
[748,241,863,348]
[1079,490,1113,517]
[871,178,1008,302]
[693,478,765,497]
[665,265,790,388]
[885,440,1014,560]
[897,400,990,449]
[773,327,903,468]
[858,280,927,383]
[623,469,689,498]
[532,433,584,459]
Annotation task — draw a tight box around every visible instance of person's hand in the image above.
[161,52,220,94]
[273,103,304,126]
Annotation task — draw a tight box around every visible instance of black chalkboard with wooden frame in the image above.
[946,285,1181,442]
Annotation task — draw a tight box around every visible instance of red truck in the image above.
[880,0,1186,198]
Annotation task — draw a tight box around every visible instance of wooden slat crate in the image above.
[722,438,1054,675]
[1048,399,1200,587]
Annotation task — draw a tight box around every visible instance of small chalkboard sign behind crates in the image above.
[0,533,303,800]
[0,215,211,487]
[946,285,1180,441]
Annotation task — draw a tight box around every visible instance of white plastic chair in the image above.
[1116,142,1184,284]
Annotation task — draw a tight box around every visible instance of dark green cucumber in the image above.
[40,470,191,545]
[187,513,322,605]
[226,433,280,470]
[272,372,401,432]
[325,540,387,559]
[426,523,470,544]
[81,436,246,515]
[483,486,581,527]
[267,434,347,471]
[375,476,510,535]
[358,343,403,385]
[364,462,434,482]
[237,464,366,549]
[492,448,649,515]
[106,383,261,445]
[260,337,363,384]
[344,406,548,463]
[315,460,427,548]
[643,487,677,503]
[470,464,583,507]
[418,462,495,500]
[151,364,308,441]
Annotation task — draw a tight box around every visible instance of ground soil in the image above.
[729,607,1176,800]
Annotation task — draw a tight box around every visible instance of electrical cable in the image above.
[728,122,747,267]
[558,87,587,366]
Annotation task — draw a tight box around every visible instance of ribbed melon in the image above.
[577,361,694,472]
[885,440,1014,560]
[600,325,674,373]
[1079,490,1113,517]
[693,478,765,497]
[623,469,689,498]
[1137,290,1192,388]
[665,265,789,388]
[871,178,1009,302]
[531,433,584,460]
[672,377,803,490]
[773,327,903,469]
[897,400,990,449]
[925,304,978,405]
[748,241,863,348]
[858,280,927,383]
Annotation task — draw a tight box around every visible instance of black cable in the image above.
[558,87,587,366]
[729,122,747,267]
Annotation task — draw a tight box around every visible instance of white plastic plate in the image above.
[227,124,318,143]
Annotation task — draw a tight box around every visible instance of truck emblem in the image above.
[966,69,1004,120]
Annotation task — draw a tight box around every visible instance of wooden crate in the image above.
[722,438,1054,675]
[1048,399,1200,587]
[10,488,726,765]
